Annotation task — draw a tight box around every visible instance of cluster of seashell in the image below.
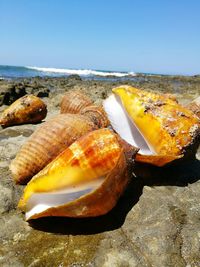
[2,87,199,221]
[9,90,133,220]
[10,90,110,184]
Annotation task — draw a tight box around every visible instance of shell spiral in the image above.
[60,90,93,114]
[80,105,110,128]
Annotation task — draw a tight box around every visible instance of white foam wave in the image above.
[26,66,135,77]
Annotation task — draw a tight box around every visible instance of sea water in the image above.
[0,65,135,80]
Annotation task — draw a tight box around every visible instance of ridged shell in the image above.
[18,128,135,220]
[60,90,93,114]
[0,94,47,127]
[104,86,200,166]
[186,96,200,119]
[10,114,98,184]
[80,105,110,128]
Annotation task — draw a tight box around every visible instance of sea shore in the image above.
[0,74,200,266]
[0,74,200,107]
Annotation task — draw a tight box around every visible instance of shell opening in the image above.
[103,94,154,155]
[25,177,105,220]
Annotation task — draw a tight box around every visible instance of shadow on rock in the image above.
[133,158,200,187]
[29,158,200,235]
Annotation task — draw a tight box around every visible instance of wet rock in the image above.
[25,82,50,97]
[0,184,13,213]
[36,88,50,97]
[0,84,26,106]
[67,74,82,81]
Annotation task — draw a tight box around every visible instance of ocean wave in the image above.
[26,66,135,77]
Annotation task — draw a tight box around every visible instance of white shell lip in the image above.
[25,177,104,220]
[103,94,154,155]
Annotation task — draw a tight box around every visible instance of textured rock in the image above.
[0,84,26,105]
[0,77,200,266]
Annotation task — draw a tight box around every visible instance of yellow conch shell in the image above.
[103,86,200,166]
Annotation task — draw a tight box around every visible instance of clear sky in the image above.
[0,0,200,75]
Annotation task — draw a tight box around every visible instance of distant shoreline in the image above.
[0,65,199,80]
[0,73,200,109]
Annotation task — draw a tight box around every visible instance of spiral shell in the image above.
[0,94,47,127]
[80,105,110,128]
[60,90,93,114]
[104,86,200,166]
[18,128,137,220]
[10,114,98,184]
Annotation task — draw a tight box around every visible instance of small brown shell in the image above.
[186,96,200,119]
[10,114,98,184]
[60,90,93,114]
[0,95,47,127]
[80,105,110,128]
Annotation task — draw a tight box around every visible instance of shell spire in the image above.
[60,90,93,114]
[60,89,110,128]
[0,94,47,127]
[80,105,110,128]
[18,128,137,220]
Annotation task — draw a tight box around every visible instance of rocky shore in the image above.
[0,75,200,267]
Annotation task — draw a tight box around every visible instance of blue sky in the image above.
[0,0,200,75]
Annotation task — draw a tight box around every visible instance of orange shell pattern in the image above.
[19,128,130,219]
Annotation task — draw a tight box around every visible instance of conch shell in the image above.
[10,114,98,184]
[60,90,93,114]
[18,128,136,220]
[103,86,200,166]
[186,96,200,119]
[0,94,47,127]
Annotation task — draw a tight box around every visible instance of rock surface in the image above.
[0,76,200,266]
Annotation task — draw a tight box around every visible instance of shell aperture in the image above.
[103,93,153,155]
